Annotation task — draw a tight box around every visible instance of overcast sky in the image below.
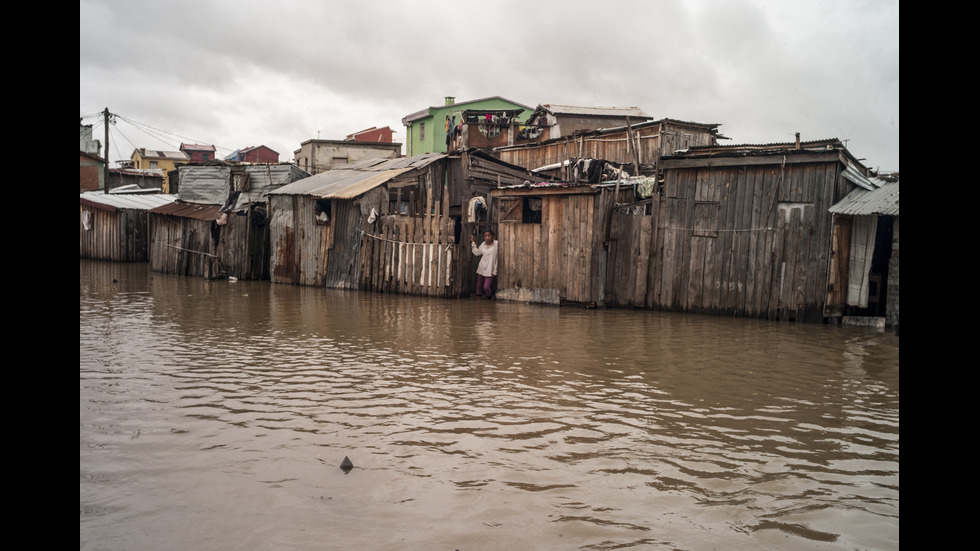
[80,0,899,172]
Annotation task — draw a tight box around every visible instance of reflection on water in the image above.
[80,260,899,551]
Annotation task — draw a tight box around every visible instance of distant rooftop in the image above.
[134,148,188,161]
[536,104,652,119]
[180,143,216,152]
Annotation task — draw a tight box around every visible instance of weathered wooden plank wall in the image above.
[149,215,214,277]
[495,122,719,175]
[322,200,363,289]
[601,159,844,321]
[149,209,270,280]
[493,188,631,305]
[359,213,457,297]
[359,166,459,298]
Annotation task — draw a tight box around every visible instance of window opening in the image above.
[314,199,331,226]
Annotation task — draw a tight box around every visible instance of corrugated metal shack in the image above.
[493,118,725,178]
[613,138,869,323]
[148,162,309,279]
[827,174,899,329]
[268,150,540,297]
[80,190,176,262]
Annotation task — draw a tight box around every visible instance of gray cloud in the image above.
[81,0,899,171]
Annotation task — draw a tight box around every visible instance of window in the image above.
[203,153,210,161]
[420,122,425,141]
[314,199,331,226]
[150,161,158,169]
[499,196,542,224]
[522,197,542,224]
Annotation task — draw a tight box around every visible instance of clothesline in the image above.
[662,226,777,233]
[356,228,455,250]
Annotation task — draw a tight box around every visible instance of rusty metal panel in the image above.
[148,202,223,221]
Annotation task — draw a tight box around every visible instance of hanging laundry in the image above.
[467,196,486,222]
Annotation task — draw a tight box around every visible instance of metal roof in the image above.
[538,104,652,118]
[135,148,189,161]
[111,168,165,178]
[829,181,899,216]
[180,143,216,152]
[147,201,224,221]
[79,191,176,212]
[270,153,447,199]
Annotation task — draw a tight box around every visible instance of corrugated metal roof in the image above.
[79,191,176,212]
[180,143,216,152]
[147,201,224,221]
[111,168,165,178]
[539,104,652,118]
[270,154,447,198]
[137,148,189,161]
[271,167,415,199]
[842,162,875,191]
[829,181,899,216]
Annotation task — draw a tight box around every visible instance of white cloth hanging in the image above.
[467,196,486,222]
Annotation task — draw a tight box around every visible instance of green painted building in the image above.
[401,96,533,156]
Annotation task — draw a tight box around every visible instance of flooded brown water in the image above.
[80,259,899,551]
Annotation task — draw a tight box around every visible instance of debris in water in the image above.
[340,456,354,473]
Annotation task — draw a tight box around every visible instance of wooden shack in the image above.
[490,181,635,305]
[493,118,724,178]
[147,162,309,279]
[268,150,540,297]
[490,138,890,324]
[80,190,176,262]
[603,138,870,322]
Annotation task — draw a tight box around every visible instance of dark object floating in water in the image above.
[340,456,354,473]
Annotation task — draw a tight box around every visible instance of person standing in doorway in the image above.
[470,230,498,299]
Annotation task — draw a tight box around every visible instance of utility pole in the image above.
[104,107,110,194]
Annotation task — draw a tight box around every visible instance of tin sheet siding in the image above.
[323,200,362,289]
[79,205,150,262]
[269,195,336,287]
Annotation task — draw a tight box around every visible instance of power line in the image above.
[81,110,252,162]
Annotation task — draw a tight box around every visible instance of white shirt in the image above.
[471,239,498,277]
